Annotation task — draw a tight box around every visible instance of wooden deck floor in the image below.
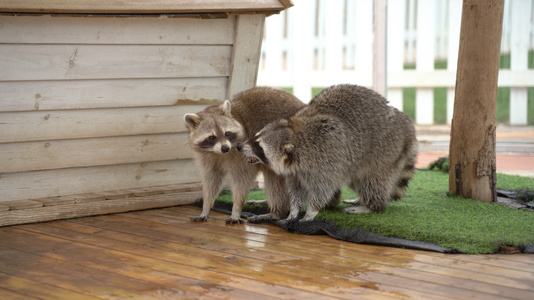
[1,205,533,300]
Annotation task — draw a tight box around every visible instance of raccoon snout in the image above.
[247,156,260,164]
[221,145,230,153]
[236,143,243,152]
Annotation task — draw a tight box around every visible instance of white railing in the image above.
[257,0,534,125]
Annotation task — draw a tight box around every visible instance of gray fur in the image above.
[184,87,305,224]
[241,84,418,222]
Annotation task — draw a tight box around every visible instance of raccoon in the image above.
[184,87,305,224]
[240,84,418,222]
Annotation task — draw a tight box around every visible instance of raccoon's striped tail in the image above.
[391,139,418,201]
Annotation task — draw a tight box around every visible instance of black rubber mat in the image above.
[209,201,457,254]
[205,189,534,254]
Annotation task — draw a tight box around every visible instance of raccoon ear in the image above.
[184,113,201,129]
[222,100,232,116]
[283,143,295,155]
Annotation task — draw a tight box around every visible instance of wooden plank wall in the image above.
[0,15,242,203]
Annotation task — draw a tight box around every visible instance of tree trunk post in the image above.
[449,0,504,202]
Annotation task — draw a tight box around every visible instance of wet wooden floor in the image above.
[1,205,533,299]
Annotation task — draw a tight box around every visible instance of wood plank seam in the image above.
[0,183,203,227]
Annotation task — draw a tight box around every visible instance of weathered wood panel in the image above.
[227,14,265,98]
[0,160,201,202]
[0,191,201,227]
[0,78,225,112]
[0,8,265,211]
[0,45,232,81]
[0,105,207,143]
[0,133,193,173]
[0,15,235,45]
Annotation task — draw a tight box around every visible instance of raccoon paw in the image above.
[342,198,361,205]
[225,218,244,225]
[276,217,299,227]
[246,199,268,205]
[343,206,372,214]
[247,213,278,224]
[190,216,208,222]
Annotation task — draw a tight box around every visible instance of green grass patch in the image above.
[403,87,416,122]
[496,173,534,190]
[500,52,511,69]
[318,171,534,254]
[497,87,511,124]
[216,189,269,216]
[494,86,534,125]
[434,87,447,124]
[529,87,534,125]
[217,171,534,254]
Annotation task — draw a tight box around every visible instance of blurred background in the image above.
[256,0,534,127]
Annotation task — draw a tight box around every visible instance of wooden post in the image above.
[449,0,504,202]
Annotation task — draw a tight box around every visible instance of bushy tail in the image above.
[391,138,418,200]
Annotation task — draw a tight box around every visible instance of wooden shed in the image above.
[0,0,293,226]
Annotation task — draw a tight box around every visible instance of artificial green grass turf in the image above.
[216,170,534,254]
[319,170,534,254]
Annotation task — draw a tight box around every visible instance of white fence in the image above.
[257,0,534,125]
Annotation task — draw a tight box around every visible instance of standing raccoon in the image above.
[184,87,305,224]
[240,84,418,222]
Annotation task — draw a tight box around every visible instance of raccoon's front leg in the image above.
[191,165,224,222]
[284,176,307,222]
[301,186,341,222]
[227,188,246,224]
[226,165,257,224]
[299,193,323,222]
[300,207,320,222]
[286,200,302,221]
[248,170,289,223]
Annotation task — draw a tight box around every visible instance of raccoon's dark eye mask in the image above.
[251,140,269,165]
[198,136,217,150]
[225,131,238,143]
